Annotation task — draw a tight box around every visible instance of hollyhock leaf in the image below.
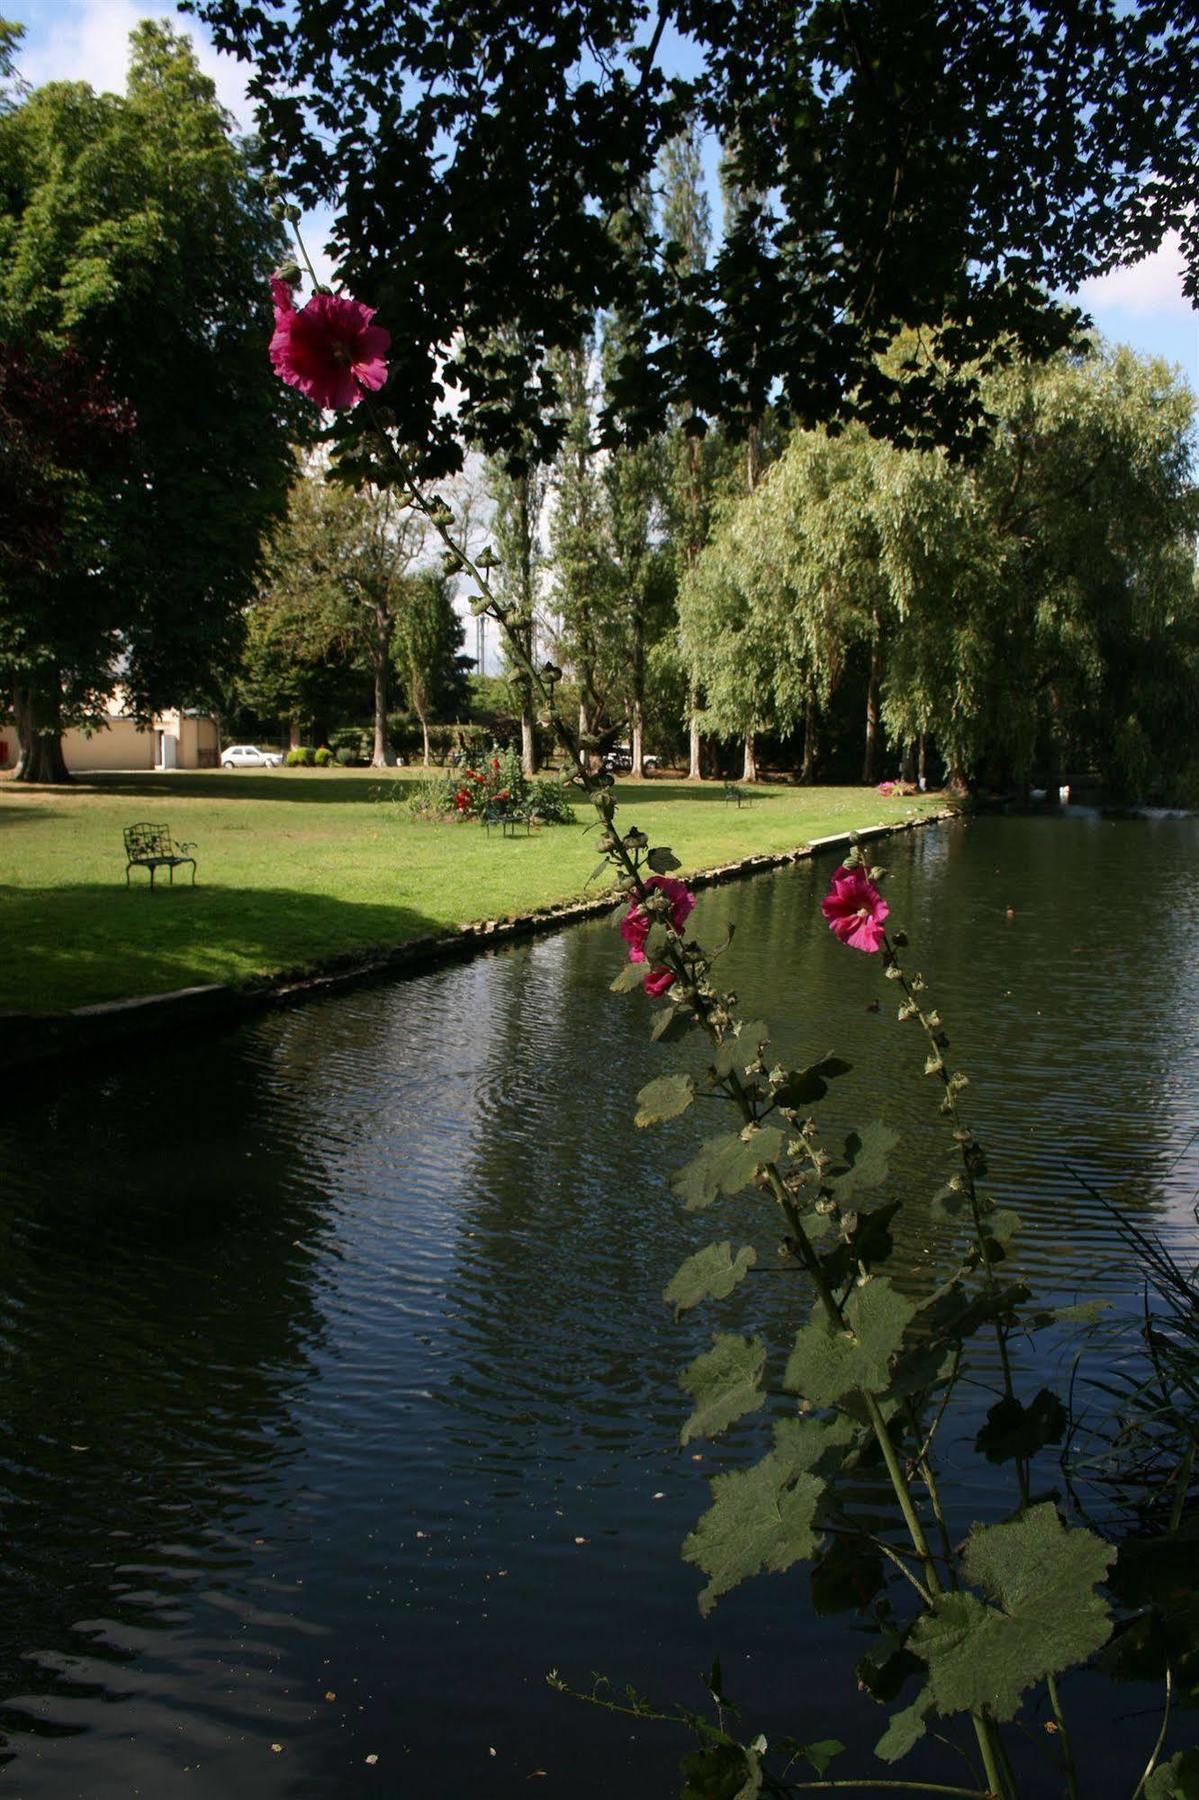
[680,1334,768,1445]
[665,1242,759,1318]
[713,1021,770,1078]
[984,1208,1022,1245]
[643,921,670,961]
[651,1005,695,1043]
[635,1073,697,1128]
[683,1417,852,1613]
[911,1504,1115,1721]
[810,1536,886,1616]
[672,1128,785,1211]
[975,1388,1067,1464]
[647,846,681,873]
[827,1121,900,1202]
[610,962,647,993]
[875,1693,933,1764]
[1145,1752,1199,1799]
[784,1279,916,1406]
[680,1743,762,1800]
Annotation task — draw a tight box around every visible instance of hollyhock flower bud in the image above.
[821,864,889,953]
[269,280,390,411]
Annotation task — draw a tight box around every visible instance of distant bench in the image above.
[723,782,754,808]
[123,822,197,891]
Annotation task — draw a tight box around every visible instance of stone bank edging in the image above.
[3,808,953,1074]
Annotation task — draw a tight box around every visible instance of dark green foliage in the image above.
[0,23,294,770]
[194,0,1198,475]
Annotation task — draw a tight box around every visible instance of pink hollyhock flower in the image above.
[876,780,895,796]
[821,864,889,953]
[620,876,696,994]
[269,278,390,410]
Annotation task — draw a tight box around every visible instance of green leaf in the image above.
[1145,1751,1199,1799]
[1028,1298,1112,1328]
[911,1503,1115,1721]
[680,1334,768,1445]
[772,1054,854,1111]
[975,1388,1067,1464]
[798,1740,845,1777]
[875,1692,932,1763]
[651,1004,694,1043]
[713,1020,771,1077]
[810,1536,886,1616]
[818,1200,902,1286]
[665,1242,758,1318]
[610,961,646,993]
[826,1121,900,1202]
[984,1208,1022,1245]
[647,845,681,873]
[680,1743,762,1800]
[683,1416,853,1615]
[784,1279,916,1406]
[644,920,670,961]
[635,1072,697,1128]
[672,1127,785,1211]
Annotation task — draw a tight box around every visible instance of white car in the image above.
[221,744,282,768]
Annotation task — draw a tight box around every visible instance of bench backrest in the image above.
[124,822,173,861]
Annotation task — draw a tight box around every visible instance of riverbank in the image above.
[0,767,948,1015]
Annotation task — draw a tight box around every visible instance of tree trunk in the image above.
[371,604,395,767]
[13,677,71,784]
[520,698,536,779]
[800,685,818,784]
[947,764,969,797]
[419,711,431,766]
[688,682,703,780]
[918,734,928,789]
[289,717,303,750]
[741,732,757,783]
[861,611,882,784]
[630,610,646,778]
[900,741,916,784]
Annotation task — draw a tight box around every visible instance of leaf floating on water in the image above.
[365,1752,378,1765]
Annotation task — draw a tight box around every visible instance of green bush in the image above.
[329,727,371,764]
[314,746,333,767]
[334,747,356,767]
[527,777,577,824]
[285,746,317,767]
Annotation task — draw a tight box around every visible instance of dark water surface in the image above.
[1,815,1197,1798]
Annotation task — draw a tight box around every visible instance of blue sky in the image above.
[8,0,1198,392]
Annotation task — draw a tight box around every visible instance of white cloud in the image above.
[16,0,255,130]
[1076,231,1192,320]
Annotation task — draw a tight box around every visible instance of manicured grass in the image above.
[0,767,945,1012]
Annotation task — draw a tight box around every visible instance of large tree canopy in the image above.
[194,0,1197,472]
[680,340,1199,794]
[0,21,294,778]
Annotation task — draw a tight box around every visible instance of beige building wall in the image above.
[59,702,219,773]
[62,717,155,772]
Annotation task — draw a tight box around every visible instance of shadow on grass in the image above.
[0,882,442,1012]
[73,771,412,806]
[615,781,781,805]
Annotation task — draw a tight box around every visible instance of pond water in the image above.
[1,813,1197,1799]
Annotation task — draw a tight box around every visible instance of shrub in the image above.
[285,746,316,767]
[329,727,371,764]
[314,746,333,767]
[334,747,356,767]
[528,777,577,824]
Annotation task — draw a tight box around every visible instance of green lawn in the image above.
[0,767,945,1012]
